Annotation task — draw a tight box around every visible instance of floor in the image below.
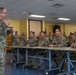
[4,63,75,75]
[4,54,75,75]
[4,53,47,75]
[4,64,40,75]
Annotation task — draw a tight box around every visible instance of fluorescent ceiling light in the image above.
[29,14,46,18]
[57,18,70,21]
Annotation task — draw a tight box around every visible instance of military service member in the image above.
[38,31,49,47]
[70,32,76,47]
[26,31,38,47]
[70,34,76,60]
[71,43,76,48]
[49,28,67,68]
[49,29,67,47]
[0,7,8,75]
[20,33,27,46]
[12,31,20,46]
[37,31,49,57]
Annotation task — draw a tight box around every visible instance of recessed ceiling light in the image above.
[57,18,70,21]
[29,14,46,18]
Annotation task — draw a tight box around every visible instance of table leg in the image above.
[26,49,28,65]
[49,50,52,70]
[67,51,70,72]
[17,48,19,63]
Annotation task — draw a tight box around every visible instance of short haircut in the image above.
[55,28,61,32]
[40,31,46,34]
[71,33,74,35]
[0,7,5,12]
[30,31,35,35]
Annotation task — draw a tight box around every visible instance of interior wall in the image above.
[10,20,76,37]
[45,22,53,35]
[10,20,20,35]
[64,24,76,36]
[29,20,41,36]
[20,20,27,35]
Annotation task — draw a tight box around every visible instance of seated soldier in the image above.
[49,28,67,68]
[26,31,38,68]
[37,31,49,56]
[71,43,76,48]
[49,28,67,47]
[19,33,27,61]
[38,31,49,47]
[34,31,49,69]
[12,31,20,46]
[69,33,75,46]
[70,35,76,60]
[26,31,38,47]
[26,31,38,56]
[20,33,27,46]
[71,32,76,48]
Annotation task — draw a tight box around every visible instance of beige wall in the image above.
[29,20,41,36]
[20,20,27,35]
[45,22,53,35]
[10,20,76,37]
[45,22,76,36]
[10,20,20,35]
[53,24,76,36]
[64,24,76,36]
[59,24,65,35]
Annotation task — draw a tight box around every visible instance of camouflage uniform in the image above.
[36,36,49,69]
[51,35,67,56]
[37,36,49,56]
[52,35,67,47]
[27,36,38,47]
[69,37,75,46]
[19,38,27,61]
[70,38,76,60]
[49,35,53,43]
[38,36,49,47]
[26,36,38,56]
[20,38,27,46]
[51,35,67,67]
[12,34,20,46]
[63,35,68,42]
[0,20,7,75]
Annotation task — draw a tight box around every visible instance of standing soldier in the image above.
[0,7,8,75]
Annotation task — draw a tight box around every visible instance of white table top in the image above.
[6,46,76,52]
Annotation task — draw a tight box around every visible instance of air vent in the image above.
[51,3,64,8]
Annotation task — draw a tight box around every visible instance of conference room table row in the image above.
[6,46,76,75]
